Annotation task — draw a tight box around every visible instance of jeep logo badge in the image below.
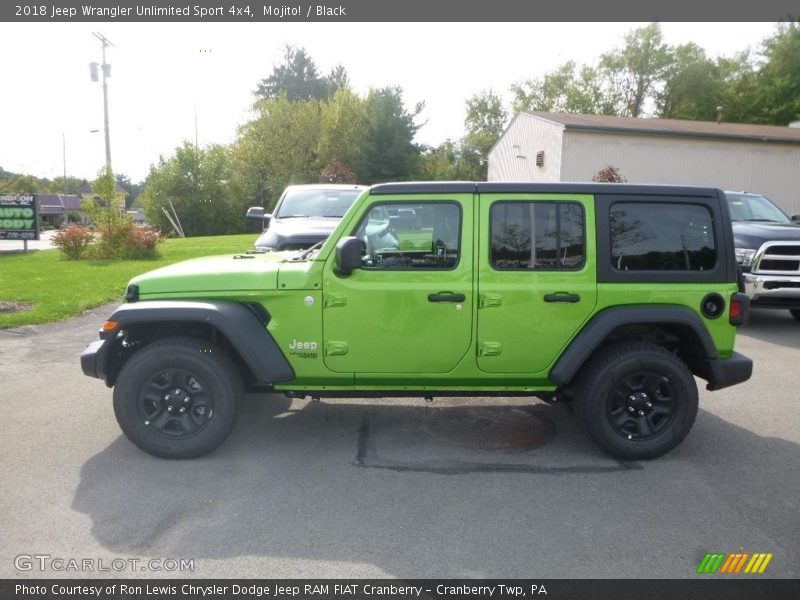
[289,339,318,351]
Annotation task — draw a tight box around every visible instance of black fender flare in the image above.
[90,300,294,386]
[549,305,717,386]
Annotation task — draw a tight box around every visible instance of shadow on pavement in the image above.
[72,395,800,578]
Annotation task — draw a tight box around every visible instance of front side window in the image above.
[491,202,584,270]
[610,202,716,271]
[353,202,461,270]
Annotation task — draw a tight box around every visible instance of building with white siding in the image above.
[488,112,800,214]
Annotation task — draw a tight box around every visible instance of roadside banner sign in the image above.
[0,194,39,240]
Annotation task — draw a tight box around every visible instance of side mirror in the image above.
[245,207,271,231]
[335,236,362,277]
[791,215,800,224]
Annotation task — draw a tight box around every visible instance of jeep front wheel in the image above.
[575,342,698,460]
[790,309,800,322]
[113,337,242,459]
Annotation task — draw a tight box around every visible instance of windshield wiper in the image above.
[746,219,785,223]
[289,241,324,261]
[276,214,309,219]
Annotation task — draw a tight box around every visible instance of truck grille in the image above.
[753,242,800,274]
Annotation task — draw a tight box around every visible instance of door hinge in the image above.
[324,293,347,308]
[478,342,502,357]
[324,341,349,356]
[479,293,503,308]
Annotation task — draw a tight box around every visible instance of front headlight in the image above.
[735,248,756,268]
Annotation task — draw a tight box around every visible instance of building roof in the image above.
[36,194,83,214]
[524,111,800,145]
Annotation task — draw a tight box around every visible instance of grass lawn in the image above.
[0,234,255,328]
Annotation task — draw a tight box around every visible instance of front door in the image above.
[322,195,473,379]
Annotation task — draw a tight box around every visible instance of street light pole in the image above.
[91,32,114,169]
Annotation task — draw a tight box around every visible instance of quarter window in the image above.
[490,202,584,270]
[610,202,716,271]
[353,202,461,270]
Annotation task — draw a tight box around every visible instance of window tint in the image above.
[491,202,584,270]
[610,202,716,271]
[353,202,460,270]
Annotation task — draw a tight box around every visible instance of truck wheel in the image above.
[575,342,698,460]
[113,337,242,459]
[790,309,800,321]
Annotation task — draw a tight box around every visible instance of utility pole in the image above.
[90,32,114,169]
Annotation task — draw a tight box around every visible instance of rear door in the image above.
[476,193,597,373]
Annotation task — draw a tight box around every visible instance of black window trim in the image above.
[488,199,587,272]
[350,199,464,272]
[596,193,734,284]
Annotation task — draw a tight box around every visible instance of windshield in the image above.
[726,193,791,223]
[275,188,361,219]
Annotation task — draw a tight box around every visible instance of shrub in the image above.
[592,165,627,183]
[122,225,162,259]
[52,224,94,260]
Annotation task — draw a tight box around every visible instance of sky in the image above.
[0,21,781,184]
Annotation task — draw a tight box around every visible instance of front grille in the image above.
[763,245,800,256]
[760,259,800,271]
[753,242,800,274]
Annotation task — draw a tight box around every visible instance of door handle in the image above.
[428,293,465,303]
[543,293,581,303]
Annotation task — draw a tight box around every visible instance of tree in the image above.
[751,22,800,124]
[461,89,508,180]
[320,157,357,184]
[318,88,368,179]
[115,173,144,209]
[512,61,613,115]
[417,140,467,181]
[599,23,673,117]
[358,87,423,183]
[82,165,130,257]
[657,43,725,120]
[592,165,627,183]
[141,142,242,237]
[230,94,322,210]
[255,45,339,101]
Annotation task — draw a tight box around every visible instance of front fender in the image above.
[81,300,294,386]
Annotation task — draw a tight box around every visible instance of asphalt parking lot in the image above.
[1,305,798,579]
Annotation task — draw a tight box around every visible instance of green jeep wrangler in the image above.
[81,183,753,460]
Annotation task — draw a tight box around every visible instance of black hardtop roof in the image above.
[369,181,722,197]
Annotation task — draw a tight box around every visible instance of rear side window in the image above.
[610,202,716,271]
[491,202,584,270]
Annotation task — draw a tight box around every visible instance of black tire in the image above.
[113,337,242,459]
[790,309,800,322]
[575,342,698,460]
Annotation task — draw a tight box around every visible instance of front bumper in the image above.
[81,339,109,383]
[742,273,800,308]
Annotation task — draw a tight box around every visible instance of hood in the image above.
[733,221,800,249]
[130,253,289,296]
[254,216,340,250]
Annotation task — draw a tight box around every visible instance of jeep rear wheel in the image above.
[575,342,698,460]
[790,309,800,321]
[113,337,242,459]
